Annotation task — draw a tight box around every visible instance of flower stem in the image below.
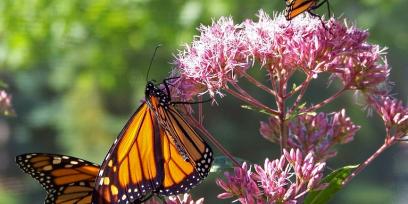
[304,88,347,113]
[226,87,279,116]
[288,77,312,115]
[285,75,310,99]
[238,70,277,97]
[295,188,310,200]
[342,136,396,186]
[275,77,288,150]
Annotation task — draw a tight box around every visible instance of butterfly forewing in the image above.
[15,153,99,204]
[92,103,163,204]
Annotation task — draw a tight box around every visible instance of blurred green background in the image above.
[1,0,408,203]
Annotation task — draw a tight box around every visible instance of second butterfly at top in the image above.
[92,80,214,204]
[284,0,330,20]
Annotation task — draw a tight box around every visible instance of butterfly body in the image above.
[92,81,213,204]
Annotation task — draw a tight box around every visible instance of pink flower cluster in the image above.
[370,96,408,136]
[260,109,360,161]
[217,149,326,204]
[292,109,358,161]
[0,90,14,116]
[174,10,389,99]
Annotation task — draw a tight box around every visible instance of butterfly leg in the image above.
[163,77,180,84]
[162,77,181,88]
[162,77,180,101]
[307,11,329,31]
[311,0,331,18]
[312,0,328,10]
[161,77,212,104]
[283,19,293,29]
[171,98,212,105]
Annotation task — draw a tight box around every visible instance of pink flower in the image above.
[217,149,326,203]
[242,12,331,78]
[283,149,326,189]
[174,17,250,97]
[287,109,360,161]
[252,156,297,203]
[0,90,15,116]
[331,109,359,144]
[371,96,408,136]
[216,163,262,204]
[327,44,389,95]
[259,116,280,143]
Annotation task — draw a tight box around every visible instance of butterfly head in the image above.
[145,81,171,109]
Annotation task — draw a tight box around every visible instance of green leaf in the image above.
[241,105,274,116]
[285,102,315,121]
[304,165,359,204]
[292,82,298,90]
[210,156,246,173]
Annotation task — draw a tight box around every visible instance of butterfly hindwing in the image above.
[15,153,99,204]
[156,106,213,196]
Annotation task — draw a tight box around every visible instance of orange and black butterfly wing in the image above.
[154,105,213,196]
[93,81,213,203]
[15,153,99,204]
[285,0,317,20]
[92,103,163,204]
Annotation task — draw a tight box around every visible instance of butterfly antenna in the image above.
[146,44,162,82]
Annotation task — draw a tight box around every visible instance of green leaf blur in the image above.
[305,165,359,204]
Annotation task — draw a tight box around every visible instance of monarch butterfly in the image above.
[91,80,213,204]
[284,0,330,20]
[15,153,99,204]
